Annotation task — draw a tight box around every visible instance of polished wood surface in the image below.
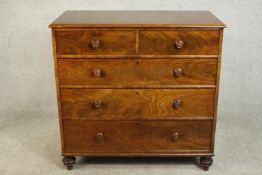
[50,11,225,171]
[58,59,217,86]
[56,30,136,55]
[63,120,212,153]
[62,156,76,170]
[51,31,65,152]
[211,29,224,153]
[139,30,219,55]
[49,11,226,28]
[60,89,215,119]
[200,156,213,171]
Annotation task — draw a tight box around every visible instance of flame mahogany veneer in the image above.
[49,11,226,171]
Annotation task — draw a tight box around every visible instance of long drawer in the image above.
[63,120,212,153]
[60,89,215,119]
[58,59,217,87]
[139,30,219,55]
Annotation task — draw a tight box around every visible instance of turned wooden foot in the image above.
[62,156,76,170]
[200,156,213,171]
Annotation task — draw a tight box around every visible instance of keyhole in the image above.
[136,61,139,65]
[136,91,139,95]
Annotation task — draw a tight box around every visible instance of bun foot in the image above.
[66,165,73,170]
[62,156,76,170]
[200,156,213,171]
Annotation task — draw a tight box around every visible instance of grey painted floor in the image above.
[1,111,262,175]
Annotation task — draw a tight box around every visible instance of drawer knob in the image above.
[96,132,104,142]
[90,39,100,49]
[174,68,183,77]
[175,39,184,49]
[93,100,102,109]
[173,100,183,109]
[172,132,180,142]
[92,68,102,77]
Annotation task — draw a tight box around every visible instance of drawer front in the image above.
[139,30,219,55]
[56,31,136,55]
[61,89,215,119]
[63,120,212,153]
[58,59,217,86]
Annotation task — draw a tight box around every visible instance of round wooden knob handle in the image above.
[173,100,182,109]
[174,68,183,77]
[93,100,102,109]
[96,132,104,142]
[172,132,180,142]
[92,68,102,77]
[175,39,184,49]
[90,39,100,49]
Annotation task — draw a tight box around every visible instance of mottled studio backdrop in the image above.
[0,0,262,174]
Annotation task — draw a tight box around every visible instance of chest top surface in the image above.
[49,10,226,28]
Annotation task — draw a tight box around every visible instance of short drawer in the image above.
[139,30,219,55]
[56,30,136,55]
[63,120,212,153]
[60,89,215,119]
[58,59,217,86]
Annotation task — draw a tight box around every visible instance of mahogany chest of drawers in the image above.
[49,11,226,171]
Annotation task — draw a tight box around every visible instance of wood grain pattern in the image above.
[63,120,212,153]
[56,30,136,55]
[49,11,226,28]
[57,54,218,59]
[139,30,219,55]
[60,89,215,119]
[60,85,216,89]
[51,30,65,152]
[62,152,214,157]
[49,11,225,171]
[58,59,217,87]
[211,29,224,152]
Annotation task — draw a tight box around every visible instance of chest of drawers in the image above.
[49,11,226,171]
